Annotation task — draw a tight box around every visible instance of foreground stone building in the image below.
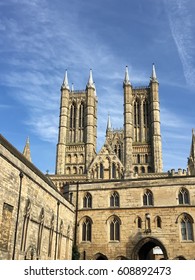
[1,65,195,260]
[0,134,74,260]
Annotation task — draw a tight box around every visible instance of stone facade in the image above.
[0,135,75,260]
[63,173,195,260]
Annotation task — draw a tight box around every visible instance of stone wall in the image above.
[0,135,75,260]
[66,176,195,260]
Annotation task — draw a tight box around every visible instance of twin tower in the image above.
[55,65,163,182]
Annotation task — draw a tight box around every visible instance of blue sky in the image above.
[0,0,195,174]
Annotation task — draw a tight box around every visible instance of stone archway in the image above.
[131,237,168,260]
[94,252,108,260]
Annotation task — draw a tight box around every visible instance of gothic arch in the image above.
[131,237,168,260]
[93,252,108,260]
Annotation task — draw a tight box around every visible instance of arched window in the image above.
[79,102,84,128]
[82,217,92,242]
[70,103,76,129]
[137,154,141,164]
[100,163,104,179]
[83,192,92,208]
[178,188,190,204]
[66,167,71,175]
[141,166,145,173]
[110,191,119,207]
[180,214,193,241]
[134,166,138,174]
[143,101,149,127]
[143,189,153,206]
[135,216,142,229]
[112,163,116,179]
[156,216,162,228]
[79,166,83,174]
[110,216,120,241]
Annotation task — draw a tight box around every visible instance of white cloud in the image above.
[164,0,195,87]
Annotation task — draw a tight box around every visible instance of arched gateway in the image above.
[131,237,168,260]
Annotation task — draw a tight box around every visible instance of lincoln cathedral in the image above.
[1,65,195,260]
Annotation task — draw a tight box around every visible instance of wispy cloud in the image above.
[164,0,195,88]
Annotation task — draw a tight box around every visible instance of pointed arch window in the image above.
[112,162,116,179]
[143,189,153,206]
[178,188,190,205]
[134,98,140,127]
[156,216,162,228]
[135,216,142,229]
[134,166,138,174]
[110,191,119,207]
[143,101,149,127]
[83,192,92,208]
[180,214,193,241]
[79,102,84,128]
[100,163,104,179]
[110,216,120,241]
[82,217,92,242]
[70,103,76,129]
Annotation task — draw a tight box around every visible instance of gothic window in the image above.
[135,216,142,229]
[110,191,119,207]
[82,217,92,241]
[180,214,193,241]
[67,154,71,163]
[145,154,148,163]
[137,154,141,164]
[141,166,145,173]
[143,101,149,127]
[156,216,162,228]
[112,163,116,179]
[70,103,76,129]
[21,199,31,252]
[66,167,71,175]
[143,189,153,206]
[79,166,83,174]
[73,166,77,174]
[178,188,190,205]
[83,192,92,208]
[110,216,120,241]
[79,102,84,128]
[134,98,140,127]
[134,166,138,173]
[100,163,104,179]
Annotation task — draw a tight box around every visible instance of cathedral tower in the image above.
[55,70,97,177]
[123,64,163,175]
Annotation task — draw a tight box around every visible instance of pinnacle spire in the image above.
[106,114,112,132]
[124,66,131,85]
[87,69,95,89]
[23,136,32,162]
[151,63,158,82]
[62,70,70,90]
